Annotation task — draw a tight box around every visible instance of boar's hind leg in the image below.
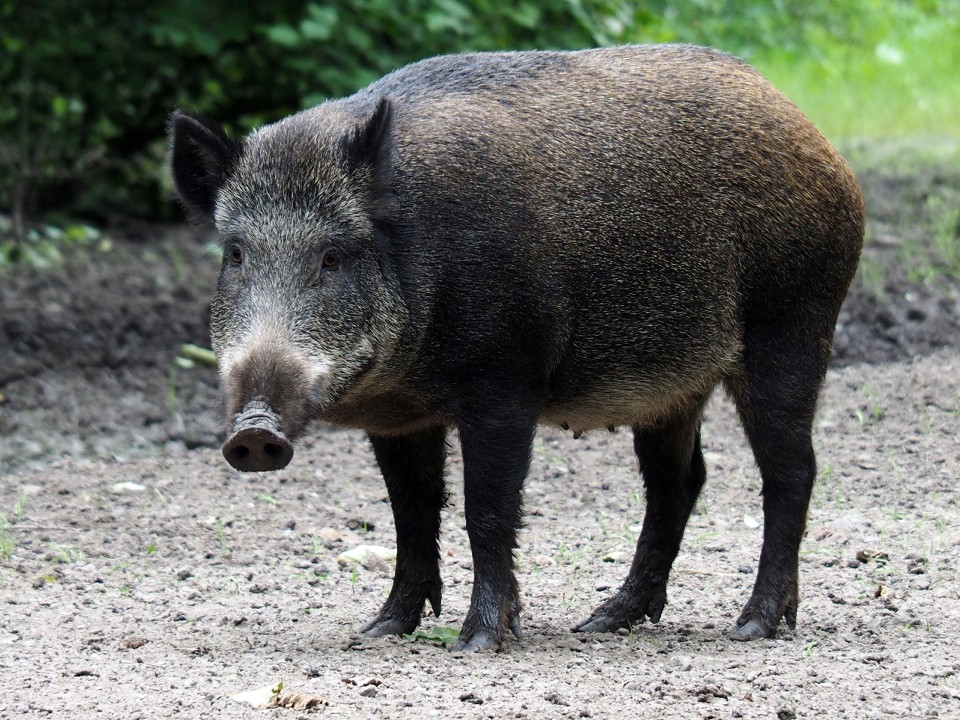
[362,426,447,637]
[574,400,707,634]
[453,407,538,652]
[727,318,828,641]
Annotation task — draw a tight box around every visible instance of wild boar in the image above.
[169,44,864,651]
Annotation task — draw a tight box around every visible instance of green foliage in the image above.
[0,217,101,271]
[403,626,461,645]
[750,3,960,140]
[0,0,957,242]
[0,0,627,233]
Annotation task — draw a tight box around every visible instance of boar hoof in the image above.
[223,426,293,472]
[452,628,500,653]
[453,600,521,652]
[730,618,772,641]
[731,588,797,641]
[573,585,667,633]
[361,616,418,637]
[572,614,629,634]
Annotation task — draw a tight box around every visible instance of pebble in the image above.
[314,527,343,547]
[337,544,397,567]
[829,511,867,533]
[111,481,146,493]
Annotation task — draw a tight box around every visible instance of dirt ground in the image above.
[1,146,960,718]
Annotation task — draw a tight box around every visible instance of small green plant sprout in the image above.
[596,512,611,537]
[865,384,884,421]
[403,626,461,646]
[0,516,14,561]
[167,365,179,415]
[214,517,228,554]
[51,545,84,564]
[812,463,835,507]
[349,565,359,588]
[555,540,588,569]
[145,543,158,557]
[255,492,278,506]
[13,493,27,522]
[804,640,817,658]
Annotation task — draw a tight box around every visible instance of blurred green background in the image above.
[1,0,958,249]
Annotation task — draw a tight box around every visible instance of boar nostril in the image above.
[228,444,251,461]
[264,443,283,458]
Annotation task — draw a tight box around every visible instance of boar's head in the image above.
[169,98,406,471]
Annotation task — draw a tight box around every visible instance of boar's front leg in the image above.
[453,407,537,652]
[362,427,447,637]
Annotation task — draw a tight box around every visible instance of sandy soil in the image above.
[1,149,960,718]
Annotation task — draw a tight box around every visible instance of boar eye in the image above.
[321,248,341,271]
[227,244,243,265]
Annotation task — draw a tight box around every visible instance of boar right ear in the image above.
[168,110,240,224]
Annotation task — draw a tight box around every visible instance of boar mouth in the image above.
[222,401,294,472]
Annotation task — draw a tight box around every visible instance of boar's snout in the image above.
[222,397,295,471]
[219,343,314,471]
[223,419,294,472]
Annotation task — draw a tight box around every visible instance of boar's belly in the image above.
[540,378,715,433]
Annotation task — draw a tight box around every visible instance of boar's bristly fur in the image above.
[169,44,864,652]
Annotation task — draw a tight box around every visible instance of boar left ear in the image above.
[168,110,241,224]
[342,96,393,170]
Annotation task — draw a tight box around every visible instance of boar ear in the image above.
[342,96,393,170]
[342,97,396,225]
[168,110,240,224]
